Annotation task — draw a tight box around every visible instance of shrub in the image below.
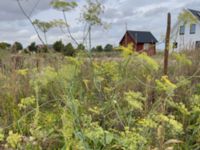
[96,45,103,52]
[28,42,38,52]
[63,43,76,56]
[104,44,113,52]
[53,40,64,52]
[0,42,11,49]
[12,41,23,52]
[77,43,85,51]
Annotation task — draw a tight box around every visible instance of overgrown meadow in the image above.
[0,47,200,150]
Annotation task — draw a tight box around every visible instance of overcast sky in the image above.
[0,0,200,48]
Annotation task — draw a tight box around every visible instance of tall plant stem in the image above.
[89,25,92,51]
[62,11,79,46]
[16,0,45,45]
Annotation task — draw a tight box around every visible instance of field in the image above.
[0,49,200,150]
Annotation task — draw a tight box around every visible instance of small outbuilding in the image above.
[119,30,158,56]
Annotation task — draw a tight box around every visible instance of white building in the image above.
[171,8,200,51]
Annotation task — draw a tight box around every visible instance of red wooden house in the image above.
[119,30,158,56]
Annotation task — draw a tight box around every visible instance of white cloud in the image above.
[29,35,38,43]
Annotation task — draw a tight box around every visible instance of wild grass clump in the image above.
[0,48,199,149]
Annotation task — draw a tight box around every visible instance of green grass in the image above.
[0,49,199,149]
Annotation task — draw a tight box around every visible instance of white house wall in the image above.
[171,21,200,51]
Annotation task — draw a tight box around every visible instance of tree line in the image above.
[0,41,114,56]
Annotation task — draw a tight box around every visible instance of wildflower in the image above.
[6,131,22,148]
[17,69,29,76]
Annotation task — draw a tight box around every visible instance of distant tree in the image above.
[0,42,11,49]
[63,43,76,56]
[12,42,23,52]
[77,43,85,51]
[91,47,96,52]
[104,44,113,52]
[40,45,48,53]
[96,45,103,52]
[28,42,38,52]
[53,40,65,52]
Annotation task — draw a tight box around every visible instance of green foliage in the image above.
[0,42,11,49]
[77,43,85,51]
[82,0,104,26]
[33,19,53,33]
[91,44,114,52]
[51,0,78,12]
[0,46,200,149]
[63,43,76,56]
[18,96,36,110]
[125,91,146,110]
[92,45,103,52]
[155,114,183,135]
[0,128,4,142]
[6,131,22,149]
[13,41,23,52]
[50,19,66,27]
[28,42,38,52]
[104,44,113,52]
[138,53,159,71]
[156,76,177,96]
[53,40,64,52]
[117,43,134,56]
[173,52,192,66]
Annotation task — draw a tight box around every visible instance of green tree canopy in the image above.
[0,42,11,49]
[104,44,113,52]
[63,43,76,56]
[28,42,38,52]
[53,40,65,52]
[12,41,23,52]
[77,43,85,51]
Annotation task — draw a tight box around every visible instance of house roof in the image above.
[188,9,200,21]
[126,30,158,43]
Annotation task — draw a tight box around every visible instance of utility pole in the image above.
[125,22,128,31]
[125,22,128,46]
[164,13,171,75]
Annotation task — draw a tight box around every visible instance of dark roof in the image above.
[188,9,200,21]
[127,30,158,43]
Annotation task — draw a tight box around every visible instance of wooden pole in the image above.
[164,13,171,75]
[125,22,128,46]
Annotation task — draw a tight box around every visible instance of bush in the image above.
[77,43,85,51]
[12,42,23,52]
[96,45,103,52]
[0,42,11,49]
[91,44,113,52]
[104,44,113,52]
[63,43,76,56]
[40,45,48,53]
[28,42,38,52]
[53,40,64,52]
